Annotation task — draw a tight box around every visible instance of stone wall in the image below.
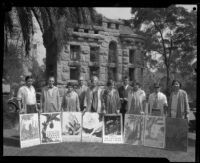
[56,19,146,87]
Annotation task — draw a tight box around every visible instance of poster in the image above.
[40,112,62,144]
[103,114,123,144]
[165,118,188,151]
[124,114,145,145]
[62,112,82,142]
[20,113,40,148]
[82,112,103,142]
[144,115,165,148]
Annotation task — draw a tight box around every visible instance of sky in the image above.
[35,5,197,65]
[95,5,197,19]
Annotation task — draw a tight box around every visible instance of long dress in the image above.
[62,91,80,112]
[103,88,121,114]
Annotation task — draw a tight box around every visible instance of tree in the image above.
[131,6,197,98]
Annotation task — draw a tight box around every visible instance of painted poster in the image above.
[124,114,145,145]
[40,112,62,144]
[144,115,165,148]
[103,114,123,144]
[82,112,103,142]
[20,113,40,148]
[165,117,188,152]
[62,112,82,142]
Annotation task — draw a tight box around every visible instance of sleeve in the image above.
[40,89,44,112]
[116,90,121,110]
[184,91,190,116]
[76,93,80,112]
[57,88,61,111]
[17,87,23,100]
[163,94,168,106]
[61,94,65,111]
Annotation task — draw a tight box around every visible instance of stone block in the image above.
[123,50,128,57]
[62,65,69,72]
[61,73,69,81]
[102,22,107,28]
[89,30,94,34]
[61,53,70,61]
[78,28,84,32]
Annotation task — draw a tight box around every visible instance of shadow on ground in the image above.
[3,137,20,147]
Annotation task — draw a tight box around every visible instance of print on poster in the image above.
[82,112,103,142]
[124,114,144,145]
[165,117,188,152]
[20,113,40,148]
[144,115,165,148]
[62,112,82,142]
[103,114,123,144]
[40,112,62,144]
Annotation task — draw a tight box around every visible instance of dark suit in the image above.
[118,85,133,129]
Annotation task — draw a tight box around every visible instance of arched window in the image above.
[108,41,117,63]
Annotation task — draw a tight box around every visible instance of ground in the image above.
[2,111,196,161]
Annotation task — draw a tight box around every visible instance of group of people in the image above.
[17,75,190,123]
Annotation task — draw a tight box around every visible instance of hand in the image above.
[116,110,120,114]
[124,98,128,101]
[19,109,25,114]
[140,111,144,115]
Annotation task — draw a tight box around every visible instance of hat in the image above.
[154,83,160,88]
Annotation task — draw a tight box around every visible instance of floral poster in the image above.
[144,115,165,148]
[82,112,103,142]
[20,113,40,148]
[40,112,62,144]
[124,114,145,145]
[62,112,82,142]
[103,114,123,144]
[165,117,188,152]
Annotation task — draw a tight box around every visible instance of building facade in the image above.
[47,17,146,87]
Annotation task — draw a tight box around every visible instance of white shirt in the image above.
[17,85,36,105]
[171,92,179,118]
[148,92,168,116]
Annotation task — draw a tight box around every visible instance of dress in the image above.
[40,86,61,113]
[62,91,80,112]
[127,89,146,114]
[168,89,190,119]
[103,88,121,114]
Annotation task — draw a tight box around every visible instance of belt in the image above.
[26,104,36,106]
[152,109,160,111]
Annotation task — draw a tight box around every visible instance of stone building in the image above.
[47,17,146,87]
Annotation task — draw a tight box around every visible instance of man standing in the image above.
[17,76,38,114]
[118,76,132,127]
[85,76,105,113]
[76,76,88,112]
[168,80,190,121]
[148,83,168,116]
[127,82,146,114]
[40,76,61,113]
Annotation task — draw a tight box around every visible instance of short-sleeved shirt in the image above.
[17,85,37,105]
[148,92,168,116]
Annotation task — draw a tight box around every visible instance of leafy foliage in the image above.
[131,6,197,98]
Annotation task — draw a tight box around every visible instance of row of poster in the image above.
[19,112,188,152]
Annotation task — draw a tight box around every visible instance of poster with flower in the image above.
[40,112,62,144]
[165,117,188,151]
[62,112,82,142]
[103,114,123,144]
[20,113,40,148]
[144,115,165,148]
[82,112,103,142]
[124,114,145,145]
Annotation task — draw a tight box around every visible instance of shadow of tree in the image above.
[188,137,195,147]
[3,137,20,147]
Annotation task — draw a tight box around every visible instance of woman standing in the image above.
[168,80,190,120]
[61,82,80,112]
[103,80,121,114]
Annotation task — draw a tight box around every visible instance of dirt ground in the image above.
[2,112,196,161]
